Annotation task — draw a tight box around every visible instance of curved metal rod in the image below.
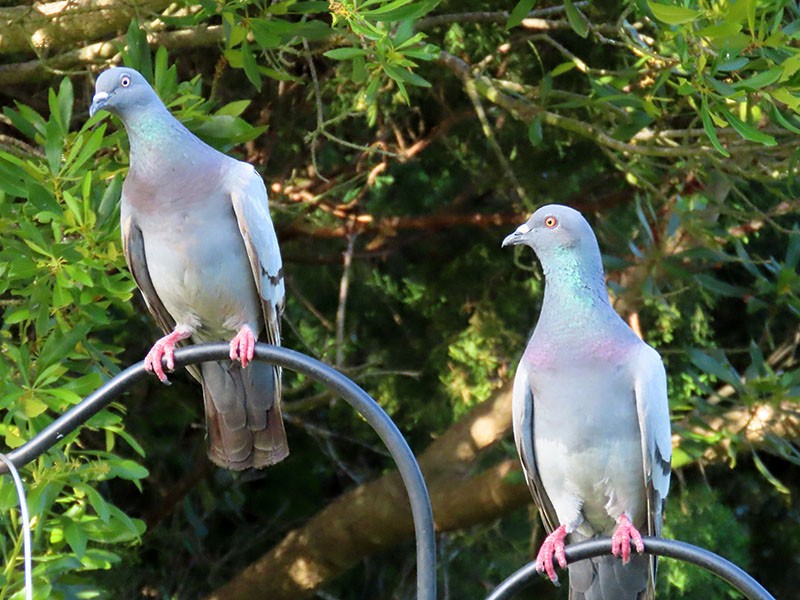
[485,536,775,600]
[0,343,437,600]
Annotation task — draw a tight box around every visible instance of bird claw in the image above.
[535,524,568,585]
[145,339,175,383]
[229,325,256,368]
[144,330,190,383]
[611,514,645,564]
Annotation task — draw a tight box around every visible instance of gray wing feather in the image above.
[512,360,559,533]
[632,343,672,600]
[120,208,200,381]
[229,164,285,348]
[632,343,672,538]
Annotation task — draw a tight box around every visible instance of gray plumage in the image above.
[502,205,671,599]
[91,67,288,470]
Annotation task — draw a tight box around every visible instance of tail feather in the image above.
[568,554,654,600]
[201,359,288,470]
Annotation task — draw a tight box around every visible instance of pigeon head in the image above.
[503,204,606,289]
[90,67,161,120]
[502,204,599,255]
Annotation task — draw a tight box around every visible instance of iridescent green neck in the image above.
[538,244,612,327]
[123,105,196,175]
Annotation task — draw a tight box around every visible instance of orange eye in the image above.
[544,216,558,228]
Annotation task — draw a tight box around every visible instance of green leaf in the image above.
[716,57,749,72]
[718,106,777,145]
[241,42,263,92]
[224,48,243,69]
[364,0,438,22]
[771,88,800,112]
[527,115,543,146]
[57,78,74,133]
[80,485,111,522]
[324,47,368,60]
[4,104,42,140]
[745,0,756,37]
[250,20,282,49]
[687,348,742,389]
[20,395,48,418]
[698,21,742,39]
[731,67,782,91]
[45,118,63,174]
[506,0,537,30]
[564,0,589,38]
[706,76,738,97]
[227,23,247,48]
[97,173,122,225]
[695,273,747,297]
[108,459,149,481]
[216,100,250,118]
[403,43,440,61]
[37,323,92,371]
[647,1,701,25]
[383,63,431,88]
[752,451,790,494]
[700,96,730,157]
[123,21,153,82]
[65,123,106,176]
[64,519,88,559]
[770,104,800,134]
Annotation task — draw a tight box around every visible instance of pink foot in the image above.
[229,325,256,368]
[612,514,645,564]
[144,329,191,383]
[535,524,568,584]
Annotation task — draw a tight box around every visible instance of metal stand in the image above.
[486,537,775,600]
[0,343,437,600]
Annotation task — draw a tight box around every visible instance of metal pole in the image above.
[0,343,437,600]
[485,537,775,600]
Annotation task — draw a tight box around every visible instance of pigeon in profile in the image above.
[502,204,671,599]
[90,67,288,470]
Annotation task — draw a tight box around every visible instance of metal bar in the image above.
[0,343,437,600]
[485,536,775,600]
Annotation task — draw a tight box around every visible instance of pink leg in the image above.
[611,514,645,564]
[535,524,568,584]
[144,329,191,383]
[229,325,256,368]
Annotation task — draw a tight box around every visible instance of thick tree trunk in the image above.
[206,378,800,600]
[0,0,172,55]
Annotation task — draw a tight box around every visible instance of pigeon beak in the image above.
[502,223,530,248]
[89,91,110,118]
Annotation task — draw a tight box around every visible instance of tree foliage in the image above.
[1,0,799,598]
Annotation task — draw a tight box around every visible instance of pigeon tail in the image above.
[567,535,655,600]
[201,360,288,470]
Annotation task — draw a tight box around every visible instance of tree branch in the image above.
[435,50,792,161]
[0,0,173,55]
[415,3,590,30]
[0,25,224,86]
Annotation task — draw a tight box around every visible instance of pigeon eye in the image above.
[544,216,558,228]
[120,75,131,88]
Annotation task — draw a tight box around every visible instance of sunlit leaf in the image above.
[648,1,701,25]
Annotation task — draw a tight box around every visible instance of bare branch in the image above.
[0,25,224,86]
[416,3,590,30]
[334,234,356,368]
